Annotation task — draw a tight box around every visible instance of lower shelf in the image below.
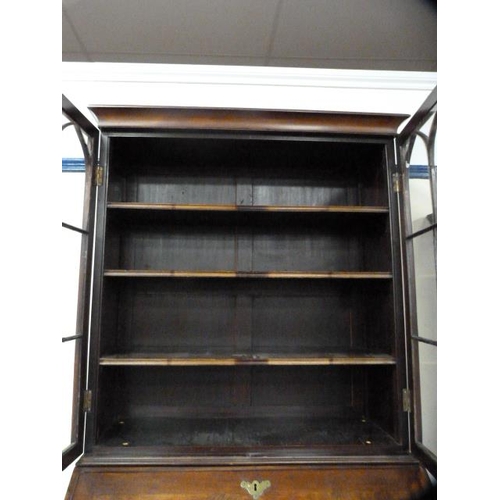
[98,416,398,450]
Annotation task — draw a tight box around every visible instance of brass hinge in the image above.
[392,172,402,193]
[83,390,92,412]
[402,388,412,413]
[94,165,104,186]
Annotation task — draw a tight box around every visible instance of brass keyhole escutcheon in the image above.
[240,480,271,499]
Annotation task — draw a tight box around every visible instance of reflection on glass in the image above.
[62,339,79,449]
[417,342,437,456]
[62,110,92,464]
[62,113,88,227]
[406,110,437,234]
[62,172,86,229]
[409,178,433,233]
[61,228,82,339]
[403,96,437,466]
[412,230,437,342]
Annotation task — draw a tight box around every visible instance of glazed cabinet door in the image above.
[397,87,437,477]
[62,95,100,470]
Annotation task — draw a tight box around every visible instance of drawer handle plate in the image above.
[240,480,271,499]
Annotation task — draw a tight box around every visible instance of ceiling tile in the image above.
[82,53,268,66]
[63,52,91,62]
[271,0,436,68]
[62,8,86,54]
[64,0,280,58]
[268,58,436,72]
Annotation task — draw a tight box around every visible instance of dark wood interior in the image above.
[107,136,388,208]
[88,130,403,462]
[104,209,391,273]
[96,364,397,453]
[99,278,394,356]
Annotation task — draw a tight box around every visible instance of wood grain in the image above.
[66,463,430,499]
[90,106,409,135]
[103,270,393,279]
[107,202,390,213]
[99,352,396,366]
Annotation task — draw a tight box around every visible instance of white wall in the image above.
[61,63,437,497]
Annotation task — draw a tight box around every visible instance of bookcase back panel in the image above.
[96,365,396,449]
[134,366,353,408]
[104,219,391,273]
[100,279,393,355]
[108,137,387,207]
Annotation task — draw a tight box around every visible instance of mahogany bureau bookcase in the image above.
[62,89,437,499]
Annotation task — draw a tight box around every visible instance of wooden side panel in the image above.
[67,464,430,500]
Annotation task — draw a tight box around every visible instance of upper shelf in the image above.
[100,352,396,367]
[104,270,393,279]
[107,202,389,214]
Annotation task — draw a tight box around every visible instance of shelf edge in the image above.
[99,355,397,367]
[107,202,390,214]
[103,270,393,279]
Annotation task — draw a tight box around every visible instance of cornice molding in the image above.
[90,106,409,136]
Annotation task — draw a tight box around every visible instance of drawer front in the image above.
[67,464,430,500]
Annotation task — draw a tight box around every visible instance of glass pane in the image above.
[411,230,437,342]
[62,114,88,228]
[417,342,437,455]
[406,111,437,233]
[402,92,437,468]
[61,227,82,338]
[62,173,87,229]
[62,100,97,468]
[62,339,80,448]
[409,176,433,232]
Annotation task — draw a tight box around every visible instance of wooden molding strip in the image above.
[104,270,393,279]
[90,106,408,136]
[100,353,396,367]
[107,202,389,214]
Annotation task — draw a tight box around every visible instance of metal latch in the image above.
[402,388,412,413]
[392,172,401,193]
[83,390,92,412]
[95,165,104,186]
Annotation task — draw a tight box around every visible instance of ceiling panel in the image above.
[62,9,86,54]
[81,54,269,66]
[64,0,280,58]
[271,0,436,70]
[267,58,434,71]
[62,0,436,71]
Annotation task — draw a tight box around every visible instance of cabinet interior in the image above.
[93,132,402,458]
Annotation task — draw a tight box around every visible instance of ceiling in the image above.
[62,0,436,72]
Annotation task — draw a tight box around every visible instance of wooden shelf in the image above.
[100,352,396,367]
[104,270,393,279]
[107,202,389,214]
